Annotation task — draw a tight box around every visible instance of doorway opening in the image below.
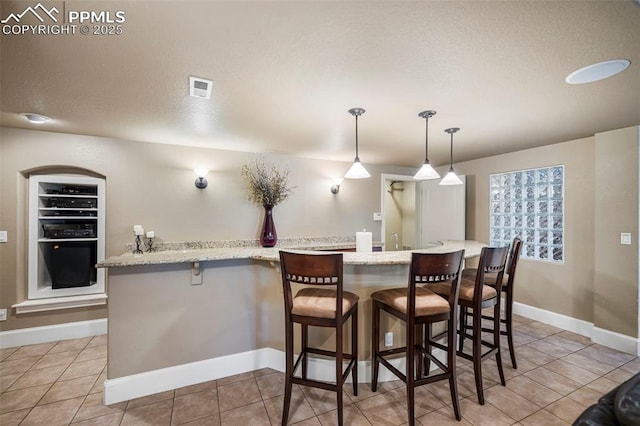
[381,174,418,251]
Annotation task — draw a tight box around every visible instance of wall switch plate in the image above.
[384,332,393,347]
[373,212,382,221]
[621,233,632,245]
[0,309,7,321]
[0,231,7,243]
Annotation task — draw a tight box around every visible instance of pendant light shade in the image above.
[344,108,370,179]
[440,127,463,186]
[413,110,440,180]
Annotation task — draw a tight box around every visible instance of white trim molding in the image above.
[513,301,593,338]
[105,348,280,404]
[0,318,107,349]
[104,348,406,405]
[513,301,639,355]
[592,327,639,356]
[12,294,107,314]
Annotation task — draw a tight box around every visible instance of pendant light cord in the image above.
[424,117,429,163]
[449,132,454,171]
[354,115,360,161]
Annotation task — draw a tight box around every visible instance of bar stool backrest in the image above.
[410,250,465,313]
[474,246,509,302]
[279,251,344,320]
[506,238,523,285]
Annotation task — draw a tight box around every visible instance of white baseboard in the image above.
[104,348,407,405]
[592,327,639,356]
[513,301,594,338]
[105,347,279,404]
[0,318,107,349]
[513,302,639,355]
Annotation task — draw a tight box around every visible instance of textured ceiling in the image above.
[1,0,639,168]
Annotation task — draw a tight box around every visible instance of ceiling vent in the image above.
[189,76,213,99]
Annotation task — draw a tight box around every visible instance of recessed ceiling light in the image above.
[565,59,631,84]
[21,113,51,124]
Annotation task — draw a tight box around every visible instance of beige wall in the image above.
[457,136,597,323]
[0,127,412,332]
[401,181,416,249]
[594,127,639,337]
[2,125,638,342]
[455,127,639,338]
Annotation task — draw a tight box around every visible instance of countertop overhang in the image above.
[97,239,486,268]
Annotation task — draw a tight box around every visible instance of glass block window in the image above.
[490,165,564,263]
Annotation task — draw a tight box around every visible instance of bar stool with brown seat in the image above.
[461,238,523,368]
[431,245,508,405]
[279,251,358,426]
[371,250,465,425]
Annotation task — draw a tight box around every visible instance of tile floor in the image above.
[1,315,639,425]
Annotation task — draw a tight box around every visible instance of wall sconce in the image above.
[194,168,209,189]
[331,178,344,194]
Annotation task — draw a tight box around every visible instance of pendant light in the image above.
[344,108,370,179]
[440,127,463,185]
[413,110,440,180]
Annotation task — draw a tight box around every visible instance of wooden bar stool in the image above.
[371,250,465,425]
[462,238,523,368]
[279,251,358,426]
[432,245,509,405]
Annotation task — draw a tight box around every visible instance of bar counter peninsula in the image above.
[98,237,485,404]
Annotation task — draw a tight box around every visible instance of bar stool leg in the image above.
[406,319,415,426]
[458,306,467,351]
[505,288,517,369]
[336,317,344,426]
[371,301,380,392]
[447,315,462,420]
[282,320,294,426]
[302,324,309,379]
[415,325,423,378]
[352,305,358,396]
[493,301,506,386]
[472,307,485,405]
[424,323,433,376]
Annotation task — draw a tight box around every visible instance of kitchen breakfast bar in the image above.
[98,238,485,404]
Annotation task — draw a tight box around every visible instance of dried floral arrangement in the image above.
[241,159,295,206]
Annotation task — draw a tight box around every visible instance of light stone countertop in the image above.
[97,239,486,268]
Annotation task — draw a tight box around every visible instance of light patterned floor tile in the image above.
[171,387,219,425]
[458,398,515,426]
[316,404,372,426]
[20,396,84,426]
[0,384,50,414]
[72,392,127,422]
[520,409,570,425]
[507,375,563,408]
[0,324,637,426]
[523,366,582,395]
[484,382,541,421]
[121,398,173,425]
[416,406,472,425]
[40,374,99,404]
[217,377,262,412]
[545,397,588,423]
[220,400,270,425]
[356,392,408,426]
[6,342,56,360]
